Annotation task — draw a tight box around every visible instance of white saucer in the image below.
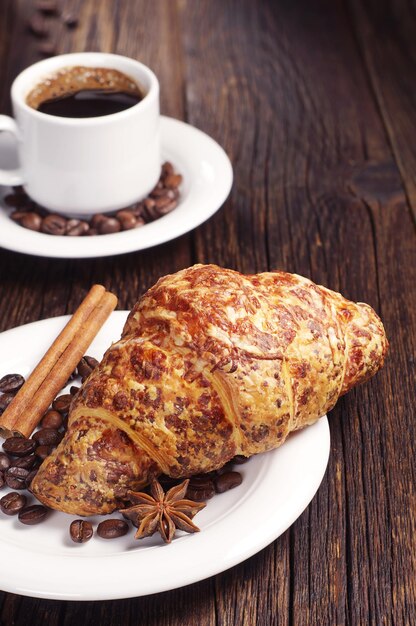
[0,116,233,258]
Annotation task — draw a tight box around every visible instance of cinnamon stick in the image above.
[0,286,117,438]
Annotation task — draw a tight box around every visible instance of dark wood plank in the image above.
[0,2,14,115]
[60,582,218,626]
[0,0,35,115]
[347,0,416,223]
[177,0,269,274]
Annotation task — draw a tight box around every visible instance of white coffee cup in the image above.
[0,52,160,215]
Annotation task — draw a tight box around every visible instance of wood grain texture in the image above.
[0,0,415,624]
[347,0,416,224]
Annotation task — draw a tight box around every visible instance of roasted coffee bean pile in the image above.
[0,354,246,544]
[0,385,73,523]
[5,162,182,236]
[0,355,98,527]
[28,1,79,58]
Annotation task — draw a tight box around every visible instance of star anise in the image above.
[120,478,206,543]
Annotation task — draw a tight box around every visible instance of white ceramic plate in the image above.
[0,116,233,258]
[0,312,330,600]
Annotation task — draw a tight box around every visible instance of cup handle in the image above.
[0,115,24,186]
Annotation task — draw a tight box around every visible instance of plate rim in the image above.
[0,313,330,600]
[0,116,233,259]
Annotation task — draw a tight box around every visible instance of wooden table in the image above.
[0,1,415,624]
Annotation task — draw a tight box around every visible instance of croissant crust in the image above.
[31,265,388,515]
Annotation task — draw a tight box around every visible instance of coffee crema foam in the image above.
[26,66,143,110]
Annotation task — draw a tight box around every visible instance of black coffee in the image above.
[26,66,144,119]
[38,89,142,118]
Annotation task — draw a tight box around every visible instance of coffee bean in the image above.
[41,214,67,235]
[0,373,25,394]
[18,504,49,525]
[161,162,174,178]
[97,519,129,539]
[26,468,38,488]
[98,217,121,235]
[157,199,178,215]
[10,210,29,222]
[231,455,249,465]
[134,217,145,228]
[65,218,79,232]
[63,13,78,28]
[0,453,11,471]
[157,474,182,490]
[52,394,72,414]
[218,459,235,472]
[11,454,38,470]
[189,475,215,485]
[150,180,164,193]
[214,471,242,493]
[158,188,178,201]
[76,356,99,379]
[4,194,28,208]
[186,485,214,501]
[86,228,98,236]
[5,466,29,489]
[66,219,89,236]
[129,202,144,218]
[154,195,175,211]
[142,198,159,221]
[90,213,106,228]
[201,469,221,478]
[35,0,59,15]
[187,476,215,501]
[69,385,80,396]
[0,393,14,413]
[21,212,42,231]
[0,492,27,515]
[28,15,49,37]
[35,206,48,218]
[164,174,182,189]
[150,186,170,198]
[32,428,62,446]
[35,445,54,460]
[0,471,4,490]
[163,188,179,200]
[116,210,137,231]
[64,370,77,387]
[70,519,94,543]
[40,409,63,430]
[3,437,37,457]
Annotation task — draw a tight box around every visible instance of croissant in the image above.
[31,264,388,515]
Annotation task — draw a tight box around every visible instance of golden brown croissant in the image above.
[31,264,388,515]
